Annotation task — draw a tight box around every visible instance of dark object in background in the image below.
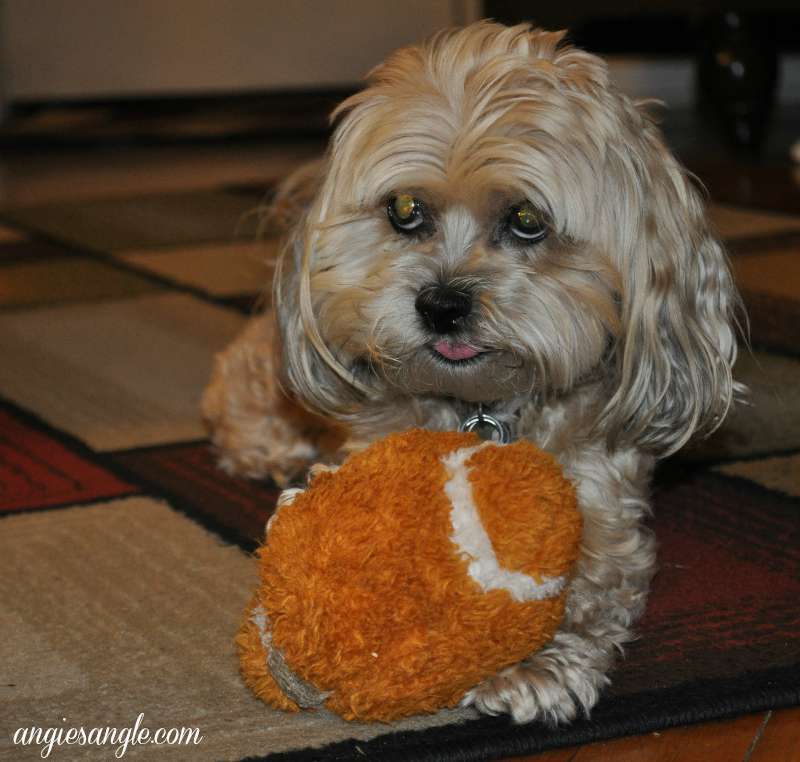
[486,2,798,157]
[696,12,780,154]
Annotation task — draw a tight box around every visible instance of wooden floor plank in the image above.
[507,712,770,762]
[510,749,576,762]
[749,708,800,762]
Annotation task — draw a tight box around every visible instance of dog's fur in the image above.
[203,22,741,724]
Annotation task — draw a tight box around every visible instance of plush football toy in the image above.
[237,429,581,722]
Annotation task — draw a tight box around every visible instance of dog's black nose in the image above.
[415,286,472,335]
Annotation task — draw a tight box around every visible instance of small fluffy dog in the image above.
[204,22,740,724]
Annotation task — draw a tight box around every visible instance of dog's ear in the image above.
[262,158,327,235]
[263,155,370,419]
[601,109,742,455]
[273,215,372,421]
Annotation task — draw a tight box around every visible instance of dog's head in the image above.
[275,22,740,454]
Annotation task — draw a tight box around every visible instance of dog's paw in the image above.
[276,487,305,507]
[462,647,608,725]
[266,485,306,534]
[269,463,340,527]
[307,462,340,483]
[215,444,314,488]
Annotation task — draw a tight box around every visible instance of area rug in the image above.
[0,184,798,761]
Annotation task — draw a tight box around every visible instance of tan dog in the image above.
[203,21,741,724]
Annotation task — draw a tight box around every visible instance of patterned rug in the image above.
[0,181,798,762]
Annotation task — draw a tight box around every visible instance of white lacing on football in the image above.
[442,443,567,602]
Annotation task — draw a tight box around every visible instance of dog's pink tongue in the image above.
[433,340,480,361]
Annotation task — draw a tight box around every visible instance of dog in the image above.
[203,21,741,724]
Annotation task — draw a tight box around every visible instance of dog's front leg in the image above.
[202,314,345,486]
[463,447,656,724]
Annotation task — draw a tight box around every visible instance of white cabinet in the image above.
[1,1,480,100]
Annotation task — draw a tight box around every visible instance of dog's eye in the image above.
[507,203,548,243]
[387,194,425,233]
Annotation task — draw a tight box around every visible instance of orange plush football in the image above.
[237,429,581,722]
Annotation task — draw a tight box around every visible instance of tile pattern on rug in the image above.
[738,288,800,357]
[709,200,800,353]
[0,224,24,243]
[709,202,800,240]
[114,442,280,546]
[616,470,800,693]
[219,293,266,314]
[0,177,798,762]
[683,351,800,462]
[0,498,474,762]
[0,293,244,450]
[0,405,135,514]
[0,237,78,264]
[0,257,162,308]
[727,229,800,257]
[1,191,260,251]
[716,452,800,498]
[732,250,800,302]
[731,230,800,355]
[118,239,278,297]
[691,161,800,217]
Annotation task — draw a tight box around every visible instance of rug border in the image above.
[240,663,800,762]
